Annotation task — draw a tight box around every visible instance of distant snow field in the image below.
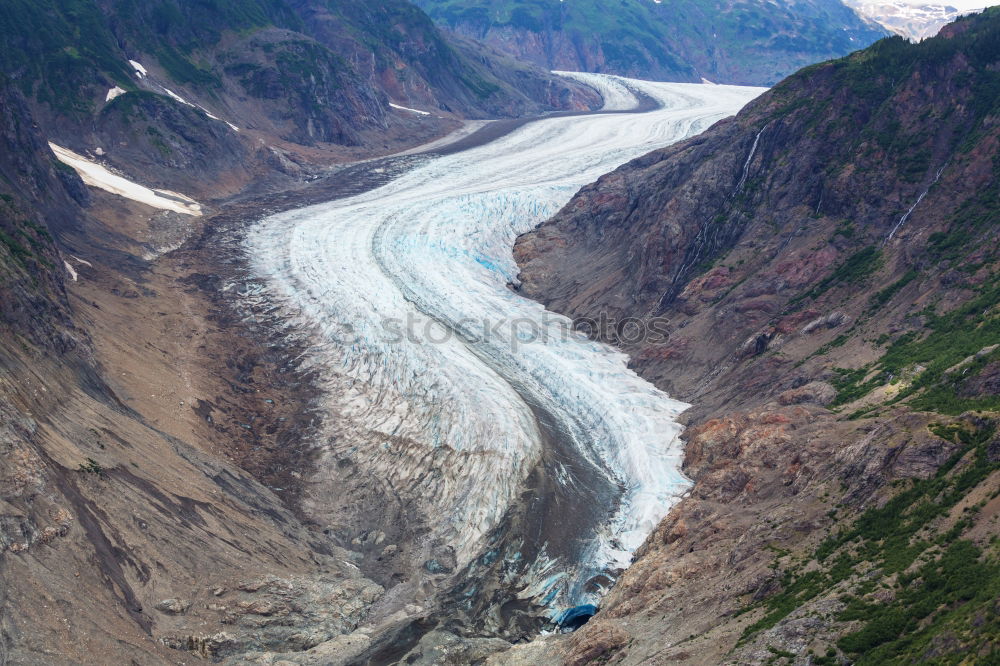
[845,0,991,40]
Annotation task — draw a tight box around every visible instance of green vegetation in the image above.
[927,159,1000,266]
[823,247,883,288]
[837,539,998,663]
[812,333,850,358]
[0,196,55,271]
[154,46,219,87]
[78,458,104,474]
[765,645,797,663]
[740,419,999,662]
[832,8,1000,110]
[0,229,33,266]
[0,0,299,113]
[833,219,856,240]
[459,72,501,100]
[832,278,1000,411]
[146,126,172,157]
[0,189,62,300]
[0,0,134,114]
[908,348,1000,415]
[867,269,918,313]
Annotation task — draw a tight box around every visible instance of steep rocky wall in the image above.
[0,78,85,355]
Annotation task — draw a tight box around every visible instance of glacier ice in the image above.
[245,75,764,615]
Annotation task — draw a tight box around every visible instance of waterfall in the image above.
[885,164,946,243]
[736,123,768,193]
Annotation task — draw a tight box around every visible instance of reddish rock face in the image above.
[776,382,837,406]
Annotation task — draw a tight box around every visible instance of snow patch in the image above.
[161,88,238,132]
[123,59,237,131]
[389,102,431,116]
[63,260,78,282]
[105,86,126,102]
[162,87,193,107]
[48,143,202,216]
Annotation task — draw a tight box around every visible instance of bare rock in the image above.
[565,620,631,665]
[155,598,192,615]
[397,630,511,665]
[777,381,836,406]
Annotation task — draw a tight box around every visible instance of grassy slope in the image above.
[738,417,999,663]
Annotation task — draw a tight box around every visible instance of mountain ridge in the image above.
[415,0,890,85]
[0,0,599,202]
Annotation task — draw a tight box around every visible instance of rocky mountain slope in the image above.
[415,0,888,85]
[513,9,1000,663]
[0,0,597,199]
[0,70,393,664]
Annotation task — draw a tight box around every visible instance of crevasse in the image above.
[245,74,764,615]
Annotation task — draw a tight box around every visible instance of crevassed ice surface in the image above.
[246,74,765,613]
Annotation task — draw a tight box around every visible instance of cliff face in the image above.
[513,10,1000,663]
[0,78,85,355]
[415,0,889,85]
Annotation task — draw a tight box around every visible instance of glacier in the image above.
[245,74,764,621]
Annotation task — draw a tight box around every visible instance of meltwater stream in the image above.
[246,74,763,629]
